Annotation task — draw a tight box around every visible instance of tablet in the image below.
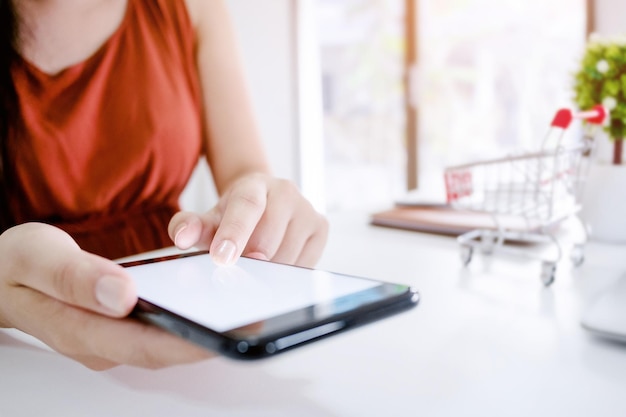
[121,251,419,360]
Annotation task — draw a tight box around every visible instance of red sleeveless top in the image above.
[9,0,203,259]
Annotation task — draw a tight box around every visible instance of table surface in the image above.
[3,211,626,417]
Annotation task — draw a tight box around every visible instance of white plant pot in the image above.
[580,163,626,243]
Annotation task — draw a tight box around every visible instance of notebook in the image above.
[370,205,535,236]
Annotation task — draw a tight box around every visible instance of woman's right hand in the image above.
[0,223,211,370]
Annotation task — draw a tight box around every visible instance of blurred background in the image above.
[181,0,622,216]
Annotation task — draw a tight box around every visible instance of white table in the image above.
[2,211,626,417]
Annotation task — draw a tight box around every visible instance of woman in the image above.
[0,0,328,370]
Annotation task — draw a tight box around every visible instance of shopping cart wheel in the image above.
[540,261,556,286]
[570,244,585,267]
[460,245,473,266]
[480,232,496,255]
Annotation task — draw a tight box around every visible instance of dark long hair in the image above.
[0,0,18,232]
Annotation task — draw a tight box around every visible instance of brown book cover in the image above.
[370,206,532,236]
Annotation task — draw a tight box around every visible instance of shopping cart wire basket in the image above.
[444,105,607,286]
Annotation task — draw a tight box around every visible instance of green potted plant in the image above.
[574,34,626,243]
[573,34,626,164]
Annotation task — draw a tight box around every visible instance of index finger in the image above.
[210,179,267,266]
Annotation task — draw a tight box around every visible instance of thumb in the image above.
[55,253,137,317]
[4,223,137,317]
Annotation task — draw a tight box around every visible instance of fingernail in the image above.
[174,223,191,248]
[212,240,237,266]
[96,275,130,315]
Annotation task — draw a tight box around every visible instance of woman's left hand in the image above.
[168,173,328,268]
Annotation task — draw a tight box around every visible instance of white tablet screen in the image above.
[127,254,380,332]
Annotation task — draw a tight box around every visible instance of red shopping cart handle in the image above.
[551,105,607,129]
[585,105,608,125]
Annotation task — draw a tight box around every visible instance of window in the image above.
[315,0,407,211]
[309,0,588,211]
[417,0,588,198]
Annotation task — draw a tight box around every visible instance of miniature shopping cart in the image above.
[444,106,607,286]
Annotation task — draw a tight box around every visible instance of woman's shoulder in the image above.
[182,0,201,28]
[182,0,230,34]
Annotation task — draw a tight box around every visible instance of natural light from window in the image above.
[315,0,586,211]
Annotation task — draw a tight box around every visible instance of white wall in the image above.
[180,0,300,213]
